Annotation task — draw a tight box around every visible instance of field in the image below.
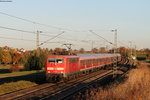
[0,81,37,95]
[77,62,150,100]
[0,70,46,95]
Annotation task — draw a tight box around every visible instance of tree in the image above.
[1,50,12,64]
[24,50,47,70]
[92,48,99,53]
[13,53,22,64]
[79,48,85,53]
[99,47,107,53]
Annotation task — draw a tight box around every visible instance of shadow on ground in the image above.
[0,72,46,85]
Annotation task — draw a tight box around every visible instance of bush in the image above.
[24,51,46,70]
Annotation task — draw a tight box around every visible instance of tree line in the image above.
[0,46,149,71]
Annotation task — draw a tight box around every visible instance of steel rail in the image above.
[5,70,108,100]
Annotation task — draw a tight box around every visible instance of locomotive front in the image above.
[46,55,66,82]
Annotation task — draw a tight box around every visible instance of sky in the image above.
[0,0,149,50]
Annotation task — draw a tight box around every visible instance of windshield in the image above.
[48,57,64,63]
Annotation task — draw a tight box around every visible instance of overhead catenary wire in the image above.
[0,11,129,49]
[0,36,64,44]
[0,25,127,49]
[0,25,81,41]
[0,25,35,34]
[0,11,87,32]
[0,25,61,37]
[89,30,113,45]
[0,36,35,42]
[39,31,65,46]
[0,25,84,44]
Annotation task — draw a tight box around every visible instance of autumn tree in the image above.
[24,49,47,70]
[79,48,85,53]
[13,53,22,64]
[1,50,12,64]
[92,48,99,53]
[99,47,107,53]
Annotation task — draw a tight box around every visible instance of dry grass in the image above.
[80,63,150,100]
[0,81,37,95]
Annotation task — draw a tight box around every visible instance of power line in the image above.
[0,25,35,34]
[89,30,113,45]
[0,36,64,44]
[0,26,112,47]
[0,11,61,30]
[0,25,81,44]
[0,11,87,32]
[0,36,35,42]
[39,31,65,46]
[0,25,62,37]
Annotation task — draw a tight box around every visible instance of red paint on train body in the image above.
[46,54,121,82]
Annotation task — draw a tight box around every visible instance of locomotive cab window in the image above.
[48,57,64,63]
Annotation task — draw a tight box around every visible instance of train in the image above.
[46,54,121,82]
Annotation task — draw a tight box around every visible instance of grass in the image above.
[0,70,46,95]
[0,81,37,95]
[144,61,150,63]
[0,70,44,78]
[78,62,150,100]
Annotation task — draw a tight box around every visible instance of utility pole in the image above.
[36,30,42,49]
[111,29,118,78]
[111,29,117,53]
[63,43,72,55]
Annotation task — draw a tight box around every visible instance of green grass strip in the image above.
[0,70,44,78]
[144,61,150,63]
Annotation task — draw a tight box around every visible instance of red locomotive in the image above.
[46,54,121,82]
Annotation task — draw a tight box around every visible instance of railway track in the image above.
[0,70,112,100]
[0,57,132,100]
